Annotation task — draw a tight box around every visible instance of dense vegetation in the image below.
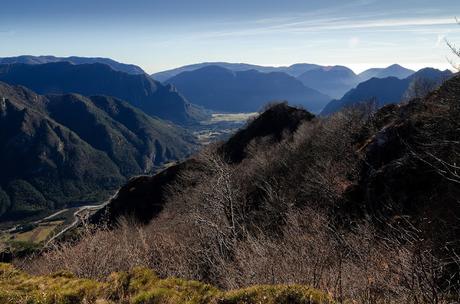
[17,74,460,303]
[0,82,197,221]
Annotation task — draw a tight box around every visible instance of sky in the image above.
[0,0,459,74]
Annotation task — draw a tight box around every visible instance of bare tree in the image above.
[403,77,439,101]
[18,97,460,303]
[446,18,460,71]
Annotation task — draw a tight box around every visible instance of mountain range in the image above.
[0,62,204,124]
[0,56,146,75]
[0,56,452,223]
[166,65,331,113]
[321,68,453,115]
[0,82,197,221]
[0,59,422,117]
[151,62,322,82]
[297,64,415,99]
[155,62,417,101]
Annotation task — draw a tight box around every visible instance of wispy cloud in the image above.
[190,16,456,40]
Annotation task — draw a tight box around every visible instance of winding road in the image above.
[45,189,121,246]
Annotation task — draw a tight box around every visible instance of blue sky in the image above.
[0,0,459,73]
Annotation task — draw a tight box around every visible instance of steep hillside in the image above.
[358,64,414,81]
[51,76,460,303]
[0,62,205,124]
[92,103,312,224]
[297,65,360,99]
[346,75,460,238]
[0,82,197,221]
[321,68,453,115]
[0,55,145,75]
[166,66,331,113]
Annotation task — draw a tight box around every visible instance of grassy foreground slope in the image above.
[0,263,332,304]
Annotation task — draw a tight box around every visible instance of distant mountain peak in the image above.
[188,65,237,75]
[359,64,414,81]
[152,62,322,82]
[297,65,359,99]
[0,55,146,75]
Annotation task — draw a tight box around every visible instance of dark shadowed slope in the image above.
[0,62,205,124]
[0,82,197,221]
[344,75,460,257]
[0,55,145,75]
[166,65,331,113]
[219,102,314,163]
[90,159,203,224]
[321,68,453,115]
[92,103,313,224]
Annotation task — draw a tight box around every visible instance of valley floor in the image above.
[192,112,257,145]
[0,192,117,256]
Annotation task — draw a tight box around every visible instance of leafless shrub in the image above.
[446,18,460,71]
[19,101,460,303]
[24,219,153,279]
[404,77,441,101]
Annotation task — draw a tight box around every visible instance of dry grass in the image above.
[0,263,332,304]
[14,221,64,243]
